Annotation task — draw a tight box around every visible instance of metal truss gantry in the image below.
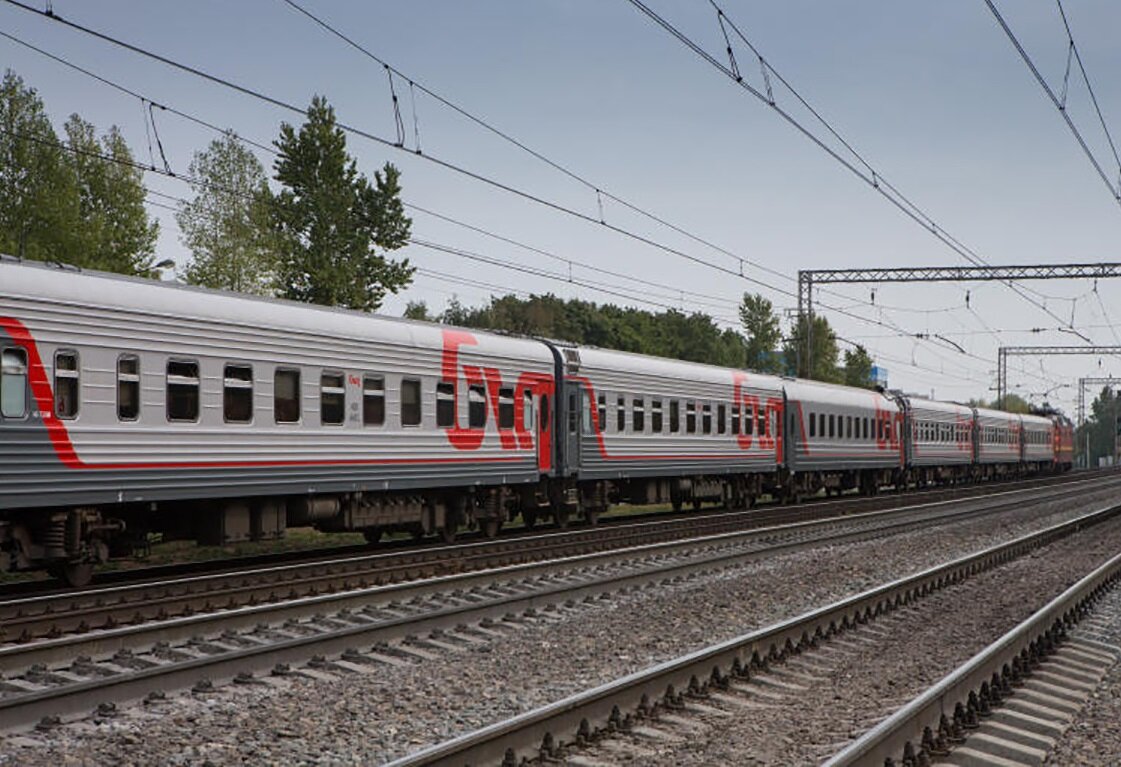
[1079,376,1120,425]
[998,346,1121,410]
[797,263,1121,378]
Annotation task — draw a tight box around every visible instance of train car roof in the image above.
[1020,412,1054,428]
[973,406,1023,423]
[782,377,901,412]
[0,256,553,362]
[900,396,973,418]
[565,343,786,390]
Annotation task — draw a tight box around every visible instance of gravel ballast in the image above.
[2,487,1119,766]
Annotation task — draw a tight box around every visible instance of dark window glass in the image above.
[597,394,606,431]
[118,355,140,421]
[54,350,80,419]
[1,348,28,418]
[617,396,626,432]
[863,418,869,440]
[321,371,346,425]
[223,364,253,423]
[502,385,513,428]
[702,403,712,434]
[534,389,546,433]
[809,412,816,438]
[686,401,696,434]
[469,384,487,428]
[670,400,680,432]
[401,379,421,426]
[167,360,200,422]
[828,413,835,438]
[717,404,726,434]
[523,390,533,431]
[651,400,663,433]
[436,381,455,427]
[540,394,550,430]
[846,416,853,440]
[363,376,385,426]
[633,398,645,432]
[275,369,300,423]
[732,406,740,435]
[746,406,755,435]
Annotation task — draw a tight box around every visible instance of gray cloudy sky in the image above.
[4,1,1121,415]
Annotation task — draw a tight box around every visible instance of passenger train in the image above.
[0,258,1075,584]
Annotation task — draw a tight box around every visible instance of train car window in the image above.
[502,388,516,430]
[0,347,28,418]
[633,398,645,432]
[761,410,769,437]
[717,404,726,434]
[364,375,385,426]
[401,378,421,426]
[686,401,696,434]
[582,391,593,433]
[828,413,835,438]
[669,400,680,432]
[435,382,455,427]
[808,412,816,438]
[746,406,755,435]
[275,369,301,423]
[597,394,606,431]
[732,405,741,435]
[320,372,346,426]
[167,359,200,422]
[223,364,253,423]
[523,390,533,432]
[468,384,487,428]
[540,394,550,430]
[846,415,853,440]
[652,399,663,432]
[863,418,869,440]
[616,396,626,432]
[53,350,80,419]
[702,403,712,434]
[117,355,140,421]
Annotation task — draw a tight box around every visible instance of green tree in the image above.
[403,300,433,321]
[1074,387,1120,467]
[0,70,78,262]
[783,314,841,382]
[177,132,273,293]
[263,96,413,311]
[842,345,875,389]
[64,116,158,275]
[739,293,783,373]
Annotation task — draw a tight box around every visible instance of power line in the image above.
[982,0,1121,205]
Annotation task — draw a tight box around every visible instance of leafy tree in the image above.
[403,300,433,321]
[842,345,875,389]
[1075,387,1120,467]
[177,132,273,293]
[739,293,784,373]
[64,116,157,275]
[967,394,1030,414]
[263,96,413,311]
[0,70,78,262]
[783,314,841,382]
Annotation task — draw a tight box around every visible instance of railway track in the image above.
[2,475,1115,734]
[380,500,1121,766]
[1,470,1111,644]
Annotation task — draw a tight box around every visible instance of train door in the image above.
[562,380,582,475]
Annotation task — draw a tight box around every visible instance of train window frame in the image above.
[539,393,550,430]
[274,368,301,424]
[746,405,755,436]
[469,384,487,428]
[731,405,740,435]
[702,403,712,435]
[686,401,697,434]
[597,394,606,431]
[436,381,455,428]
[863,417,869,440]
[846,415,853,440]
[166,358,200,423]
[501,387,516,430]
[616,395,626,433]
[223,363,254,424]
[717,404,727,435]
[320,371,347,426]
[523,389,533,433]
[828,413,835,439]
[669,400,680,433]
[0,347,28,419]
[363,375,385,426]
[53,349,80,420]
[808,411,816,438]
[401,378,422,427]
[652,399,663,433]
[633,397,645,433]
[117,354,141,422]
[582,390,593,433]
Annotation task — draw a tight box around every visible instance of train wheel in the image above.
[585,508,600,526]
[523,509,538,530]
[363,527,383,545]
[554,506,570,529]
[440,524,457,544]
[481,518,501,539]
[60,562,94,588]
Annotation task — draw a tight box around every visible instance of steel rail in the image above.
[4,471,1111,642]
[2,476,1113,732]
[822,547,1121,766]
[382,503,1121,767]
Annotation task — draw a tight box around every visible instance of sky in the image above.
[4,0,1121,418]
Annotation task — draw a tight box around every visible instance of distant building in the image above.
[870,365,888,388]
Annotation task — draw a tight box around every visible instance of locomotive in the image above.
[0,257,1074,585]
